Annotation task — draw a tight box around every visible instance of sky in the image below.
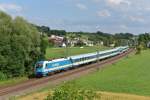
[0,0,150,34]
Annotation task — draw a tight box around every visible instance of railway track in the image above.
[0,49,134,99]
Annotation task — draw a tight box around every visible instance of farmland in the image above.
[45,46,109,59]
[73,50,150,96]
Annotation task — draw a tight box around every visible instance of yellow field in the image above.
[18,91,49,100]
[98,92,150,100]
[17,91,150,100]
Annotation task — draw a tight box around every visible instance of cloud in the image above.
[145,7,150,11]
[129,16,145,23]
[92,0,101,3]
[97,10,111,17]
[0,3,23,12]
[120,25,128,29]
[107,0,131,6]
[76,3,87,10]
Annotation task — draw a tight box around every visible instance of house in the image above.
[48,35,95,47]
[48,35,65,47]
[67,38,78,47]
[68,38,94,47]
[82,39,94,46]
[147,41,150,48]
[110,44,115,47]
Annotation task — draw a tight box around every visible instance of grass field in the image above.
[0,77,28,87]
[45,46,109,59]
[73,50,150,96]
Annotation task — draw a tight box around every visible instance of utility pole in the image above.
[64,34,69,58]
[66,40,68,58]
[96,45,100,71]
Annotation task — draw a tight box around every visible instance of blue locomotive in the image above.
[35,46,129,76]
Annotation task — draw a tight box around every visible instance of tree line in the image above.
[0,11,47,79]
[36,25,135,47]
[36,25,150,48]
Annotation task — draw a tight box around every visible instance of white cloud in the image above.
[92,0,101,3]
[144,7,150,11]
[129,16,145,23]
[97,10,111,17]
[0,3,22,12]
[120,25,128,29]
[96,25,100,29]
[76,3,87,10]
[107,0,131,6]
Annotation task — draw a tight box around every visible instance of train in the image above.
[35,46,129,77]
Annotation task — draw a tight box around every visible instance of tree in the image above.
[0,11,43,78]
[136,44,143,55]
[45,82,96,100]
[138,33,150,49]
[13,17,41,76]
[40,36,49,59]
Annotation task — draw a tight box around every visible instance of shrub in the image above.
[45,82,96,100]
[136,44,143,55]
[0,71,7,80]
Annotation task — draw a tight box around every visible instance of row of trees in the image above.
[0,11,47,79]
[135,33,150,54]
[37,25,150,55]
[36,25,66,36]
[36,25,135,47]
[138,33,150,48]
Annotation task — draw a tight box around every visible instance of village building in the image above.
[147,41,150,48]
[48,35,65,47]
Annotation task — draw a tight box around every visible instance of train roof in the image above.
[37,58,69,64]
[47,58,68,62]
[69,52,97,59]
[69,47,120,59]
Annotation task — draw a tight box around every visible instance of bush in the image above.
[0,72,7,80]
[45,82,96,100]
[136,44,143,55]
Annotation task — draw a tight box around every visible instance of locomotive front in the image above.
[35,61,45,77]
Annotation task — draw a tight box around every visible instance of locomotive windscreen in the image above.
[36,63,43,68]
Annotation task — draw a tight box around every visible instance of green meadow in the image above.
[45,46,109,59]
[73,50,150,96]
